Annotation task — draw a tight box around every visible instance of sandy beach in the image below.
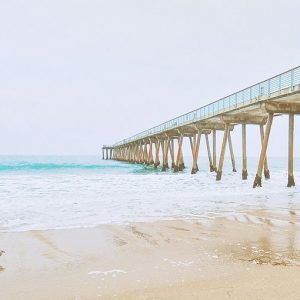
[1,209,300,300]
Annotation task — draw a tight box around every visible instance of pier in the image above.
[103,66,300,187]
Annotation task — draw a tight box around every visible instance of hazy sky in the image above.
[0,0,299,156]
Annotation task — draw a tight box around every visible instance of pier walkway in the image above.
[103,66,300,187]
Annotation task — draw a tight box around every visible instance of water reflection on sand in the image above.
[215,204,300,267]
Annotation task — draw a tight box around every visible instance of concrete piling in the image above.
[228,131,237,172]
[287,113,295,187]
[253,113,273,188]
[216,124,229,181]
[242,124,248,180]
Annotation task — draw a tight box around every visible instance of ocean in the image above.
[0,155,299,232]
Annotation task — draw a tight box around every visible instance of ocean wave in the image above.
[0,162,122,171]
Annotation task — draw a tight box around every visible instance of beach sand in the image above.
[0,210,300,299]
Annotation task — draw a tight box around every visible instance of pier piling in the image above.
[253,113,274,188]
[191,130,201,174]
[242,124,248,180]
[212,129,217,172]
[287,113,295,187]
[216,124,229,181]
[205,133,214,172]
[260,124,270,179]
[169,139,175,168]
[154,140,160,168]
[228,131,237,172]
[174,135,183,173]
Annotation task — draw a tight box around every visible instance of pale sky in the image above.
[0,0,299,156]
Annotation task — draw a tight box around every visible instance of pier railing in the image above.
[113,66,300,147]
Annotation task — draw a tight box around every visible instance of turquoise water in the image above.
[0,156,135,173]
[0,156,299,232]
[0,155,299,173]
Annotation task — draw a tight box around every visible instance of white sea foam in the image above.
[0,156,299,232]
[88,270,127,276]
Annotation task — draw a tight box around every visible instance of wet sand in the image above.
[0,210,300,299]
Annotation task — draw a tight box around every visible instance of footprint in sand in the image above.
[113,236,128,247]
[167,226,190,232]
[129,226,158,246]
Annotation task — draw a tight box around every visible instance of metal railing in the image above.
[113,66,300,147]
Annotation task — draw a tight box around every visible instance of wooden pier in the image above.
[103,66,300,188]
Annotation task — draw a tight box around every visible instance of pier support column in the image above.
[154,140,160,168]
[138,143,143,164]
[125,147,128,161]
[128,146,131,162]
[165,139,170,169]
[120,148,123,161]
[143,142,148,164]
[205,133,214,172]
[147,140,153,165]
[106,149,108,160]
[136,144,140,163]
[102,149,104,160]
[174,135,183,173]
[212,129,217,172]
[178,136,185,171]
[134,145,138,163]
[189,135,196,172]
[141,143,145,164]
[125,146,128,162]
[149,141,154,165]
[216,124,229,181]
[134,144,139,163]
[161,140,166,171]
[242,124,248,180]
[228,131,237,172]
[127,147,130,162]
[191,130,201,174]
[179,148,185,171]
[169,139,175,168]
[162,138,169,171]
[253,113,274,188]
[287,113,295,187]
[260,124,270,179]
[132,146,135,162]
[132,145,136,162]
[160,139,165,167]
[129,145,133,162]
[189,135,194,155]
[139,144,142,163]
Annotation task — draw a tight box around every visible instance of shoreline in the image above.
[0,212,300,299]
